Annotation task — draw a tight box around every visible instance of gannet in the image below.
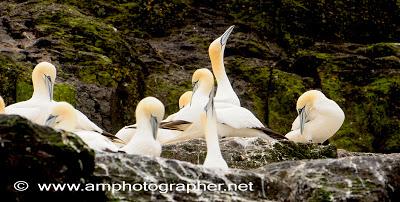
[209,25,240,106]
[45,102,119,152]
[113,91,192,143]
[163,91,193,122]
[160,68,285,144]
[0,96,5,113]
[285,90,345,143]
[179,91,193,109]
[120,97,164,156]
[202,89,228,169]
[5,62,56,124]
[5,61,110,136]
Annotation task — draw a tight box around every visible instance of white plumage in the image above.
[119,97,165,156]
[160,68,284,144]
[202,89,228,169]
[116,91,191,143]
[209,25,241,106]
[5,62,56,124]
[285,90,345,143]
[45,102,119,152]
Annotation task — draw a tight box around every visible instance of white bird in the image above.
[285,90,345,143]
[202,89,228,169]
[0,96,5,113]
[115,91,190,144]
[45,102,120,152]
[179,91,193,109]
[5,62,56,124]
[163,91,193,122]
[119,97,165,156]
[209,25,240,106]
[160,68,285,144]
[5,61,110,136]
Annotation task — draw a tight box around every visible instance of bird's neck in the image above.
[204,116,223,159]
[135,119,155,140]
[32,78,50,100]
[191,91,209,108]
[211,54,229,83]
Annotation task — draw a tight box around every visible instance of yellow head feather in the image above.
[0,96,5,113]
[178,91,193,109]
[32,62,57,83]
[136,97,165,122]
[296,90,325,110]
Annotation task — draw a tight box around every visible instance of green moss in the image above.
[269,70,306,133]
[187,35,209,50]
[53,83,76,106]
[297,50,335,60]
[309,188,333,202]
[365,43,400,58]
[145,74,191,116]
[16,81,33,102]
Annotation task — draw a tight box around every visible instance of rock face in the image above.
[161,138,337,169]
[1,115,399,201]
[95,152,400,201]
[0,115,105,201]
[0,0,398,153]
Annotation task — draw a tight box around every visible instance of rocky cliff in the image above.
[1,115,399,201]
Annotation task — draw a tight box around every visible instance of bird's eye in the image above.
[55,121,60,124]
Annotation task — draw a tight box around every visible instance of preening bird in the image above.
[45,102,120,152]
[4,61,111,136]
[202,88,228,169]
[5,62,56,124]
[119,97,164,156]
[285,90,345,143]
[209,25,241,106]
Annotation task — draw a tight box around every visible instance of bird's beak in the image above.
[150,115,159,140]
[220,25,235,46]
[44,75,53,100]
[190,81,199,107]
[45,114,57,126]
[298,107,306,135]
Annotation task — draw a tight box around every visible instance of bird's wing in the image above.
[163,113,176,122]
[156,129,183,144]
[291,115,300,130]
[215,103,264,129]
[5,99,36,109]
[160,120,192,131]
[74,130,119,152]
[5,107,42,123]
[115,126,136,143]
[172,96,208,122]
[75,109,103,133]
